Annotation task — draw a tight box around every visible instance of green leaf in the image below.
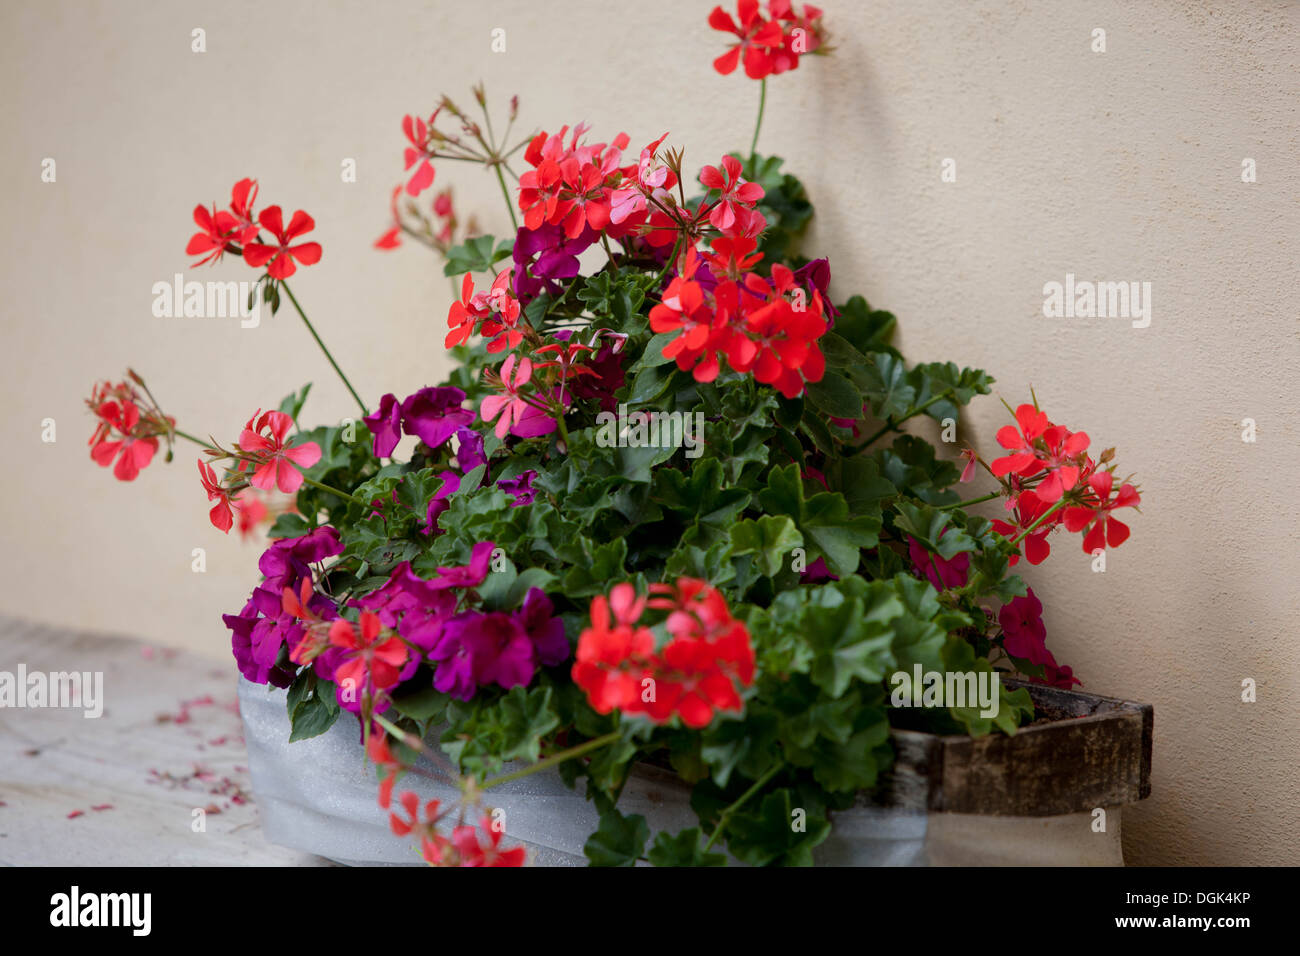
[286,671,340,741]
[497,685,561,763]
[725,789,831,867]
[390,684,450,723]
[652,459,750,544]
[854,352,915,421]
[892,501,977,559]
[443,235,513,276]
[583,806,649,867]
[804,369,862,420]
[728,515,803,578]
[834,296,899,356]
[818,332,870,369]
[647,828,727,867]
[627,332,678,372]
[758,464,879,577]
[804,590,898,698]
[277,383,312,422]
[267,511,313,539]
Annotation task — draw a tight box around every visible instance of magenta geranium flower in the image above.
[430,540,496,591]
[999,587,1049,665]
[401,386,474,450]
[363,393,403,458]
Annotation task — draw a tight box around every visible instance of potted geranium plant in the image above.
[84,0,1149,866]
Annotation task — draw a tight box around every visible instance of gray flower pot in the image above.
[238,677,1151,866]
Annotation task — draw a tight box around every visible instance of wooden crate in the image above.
[871,680,1153,816]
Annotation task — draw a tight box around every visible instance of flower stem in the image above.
[654,233,685,289]
[300,476,369,509]
[702,762,781,853]
[936,491,1001,510]
[1010,496,1068,546]
[855,391,954,453]
[280,280,369,417]
[494,162,520,232]
[479,731,622,791]
[172,428,217,451]
[750,78,767,159]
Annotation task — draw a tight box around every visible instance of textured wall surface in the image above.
[1,0,1296,865]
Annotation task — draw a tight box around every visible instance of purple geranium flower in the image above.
[498,469,538,508]
[512,223,598,301]
[400,386,474,450]
[352,560,457,656]
[793,257,839,320]
[225,598,296,687]
[430,540,496,590]
[426,588,569,701]
[454,426,486,473]
[227,528,344,686]
[363,393,403,458]
[516,587,569,666]
[258,526,344,592]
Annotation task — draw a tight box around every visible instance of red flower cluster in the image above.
[573,579,755,729]
[389,795,525,867]
[186,178,321,279]
[446,269,523,352]
[518,124,634,238]
[709,0,827,79]
[985,403,1140,560]
[85,376,174,482]
[649,245,829,398]
[195,409,322,533]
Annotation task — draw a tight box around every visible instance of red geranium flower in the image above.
[402,112,438,196]
[389,791,451,864]
[329,611,409,692]
[198,459,236,533]
[87,391,161,482]
[574,579,754,729]
[1063,470,1141,553]
[185,204,238,267]
[991,487,1058,566]
[237,409,322,494]
[990,403,1051,478]
[243,206,322,280]
[709,0,785,78]
[451,814,527,867]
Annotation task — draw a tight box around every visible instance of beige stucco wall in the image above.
[1,0,1296,865]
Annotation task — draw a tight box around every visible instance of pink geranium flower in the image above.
[699,155,765,232]
[480,354,551,439]
[238,409,321,494]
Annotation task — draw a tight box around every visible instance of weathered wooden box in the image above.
[876,680,1153,816]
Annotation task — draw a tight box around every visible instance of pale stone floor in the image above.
[0,615,329,866]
